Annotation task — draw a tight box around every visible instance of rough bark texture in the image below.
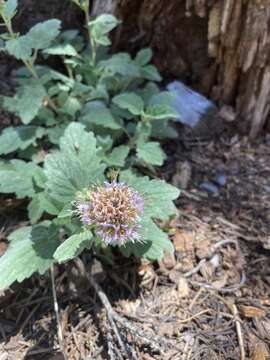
[93,0,270,137]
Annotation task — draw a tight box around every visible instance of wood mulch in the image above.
[0,133,269,359]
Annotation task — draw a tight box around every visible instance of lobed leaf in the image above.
[44,122,105,205]
[112,92,144,116]
[0,224,59,290]
[0,160,41,198]
[54,230,93,263]
[26,19,61,50]
[80,101,121,130]
[0,126,45,155]
[136,141,166,166]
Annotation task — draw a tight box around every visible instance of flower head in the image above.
[76,181,144,245]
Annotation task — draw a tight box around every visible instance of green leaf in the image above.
[5,36,32,60]
[2,0,17,19]
[145,104,179,120]
[60,96,81,117]
[3,81,46,124]
[138,82,160,104]
[0,160,40,198]
[28,194,44,224]
[54,230,93,263]
[135,48,152,66]
[88,14,119,46]
[141,65,161,81]
[26,19,61,49]
[80,101,121,130]
[44,122,105,205]
[121,217,174,261]
[112,92,144,116]
[0,126,45,155]
[43,44,78,56]
[151,120,178,139]
[105,145,130,167]
[120,170,180,220]
[0,224,59,290]
[99,53,140,77]
[137,141,166,166]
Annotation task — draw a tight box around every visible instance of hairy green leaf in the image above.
[137,141,166,166]
[112,92,144,116]
[121,217,174,261]
[80,101,121,129]
[54,230,93,263]
[0,224,59,290]
[26,19,61,49]
[99,53,140,77]
[105,145,130,167]
[2,0,17,18]
[3,81,46,124]
[5,36,32,60]
[145,104,179,120]
[88,14,119,46]
[135,48,152,66]
[44,122,105,204]
[120,170,180,220]
[0,126,45,155]
[141,65,161,81]
[43,44,78,56]
[0,160,40,198]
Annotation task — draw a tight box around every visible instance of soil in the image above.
[0,133,269,360]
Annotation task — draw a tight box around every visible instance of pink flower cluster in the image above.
[76,181,144,245]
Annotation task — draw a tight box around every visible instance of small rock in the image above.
[214,174,226,187]
[199,181,219,195]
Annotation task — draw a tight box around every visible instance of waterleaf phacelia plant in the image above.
[0,0,180,290]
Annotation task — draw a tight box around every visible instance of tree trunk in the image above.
[93,0,270,138]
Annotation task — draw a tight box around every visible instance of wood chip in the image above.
[239,305,266,318]
[173,231,195,253]
[252,341,269,360]
[177,277,190,298]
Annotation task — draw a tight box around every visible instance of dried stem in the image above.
[50,265,68,360]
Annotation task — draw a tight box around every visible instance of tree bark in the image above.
[94,0,270,138]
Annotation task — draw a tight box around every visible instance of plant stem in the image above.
[50,266,68,360]
[83,0,97,66]
[1,14,59,113]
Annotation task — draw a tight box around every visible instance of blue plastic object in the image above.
[167,80,217,128]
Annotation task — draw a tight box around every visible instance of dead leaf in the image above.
[159,250,176,270]
[173,231,195,253]
[239,305,266,318]
[177,277,189,298]
[252,341,269,360]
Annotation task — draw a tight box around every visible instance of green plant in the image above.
[0,0,180,290]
